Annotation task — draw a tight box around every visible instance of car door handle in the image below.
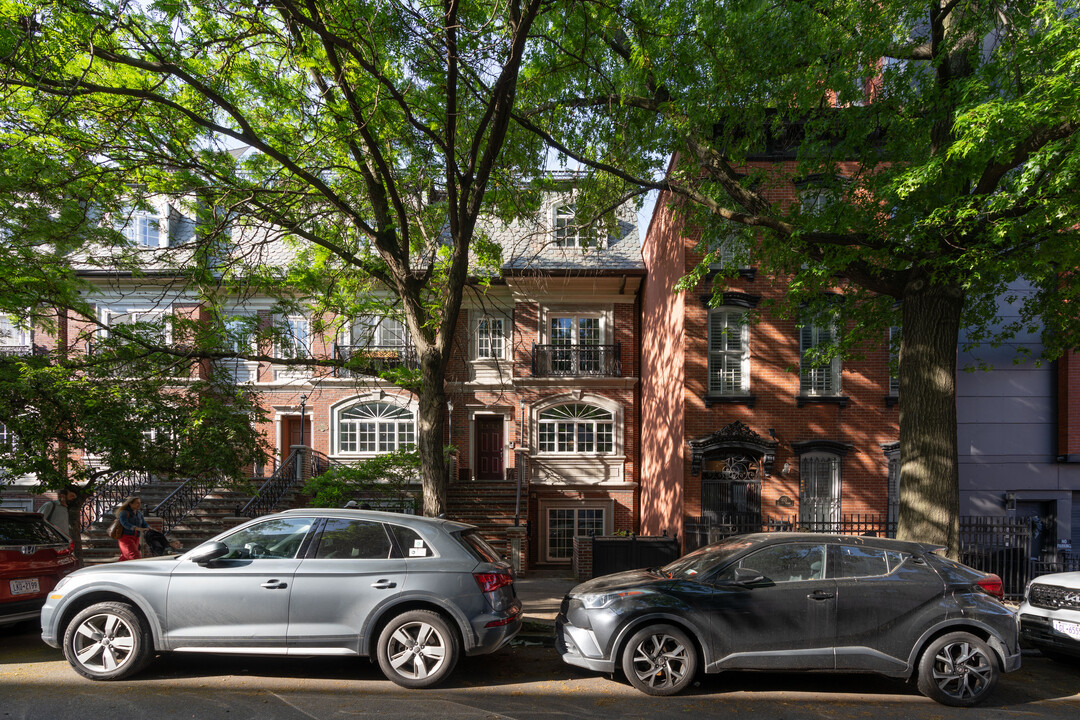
[261,580,288,589]
[371,580,397,590]
[808,590,835,600]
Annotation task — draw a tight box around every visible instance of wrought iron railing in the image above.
[85,341,191,378]
[80,469,153,528]
[334,344,419,377]
[684,512,897,553]
[151,474,227,534]
[240,449,335,518]
[531,343,620,377]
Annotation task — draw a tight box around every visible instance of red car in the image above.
[0,510,79,627]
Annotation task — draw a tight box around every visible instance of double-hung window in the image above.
[708,309,749,395]
[120,211,163,248]
[554,204,582,247]
[799,323,841,396]
[537,404,614,454]
[338,402,415,454]
[278,317,310,360]
[476,316,504,360]
[0,314,30,353]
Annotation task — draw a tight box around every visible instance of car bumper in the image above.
[555,614,616,673]
[1019,612,1080,658]
[467,609,523,656]
[0,596,46,627]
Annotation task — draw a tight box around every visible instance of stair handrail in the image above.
[80,468,154,528]
[151,473,227,534]
[241,449,301,518]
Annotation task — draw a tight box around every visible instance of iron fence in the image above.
[684,512,895,551]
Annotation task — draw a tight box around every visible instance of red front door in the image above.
[476,417,504,481]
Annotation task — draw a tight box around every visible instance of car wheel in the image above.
[62,601,153,681]
[917,631,999,706]
[376,610,459,689]
[621,624,698,696]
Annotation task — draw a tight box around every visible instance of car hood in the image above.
[1030,571,1080,590]
[569,568,667,596]
[68,554,179,578]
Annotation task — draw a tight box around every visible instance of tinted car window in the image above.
[732,543,827,583]
[0,515,66,545]
[315,519,392,559]
[220,517,313,559]
[390,524,433,558]
[458,529,502,563]
[662,537,756,579]
[838,545,893,578]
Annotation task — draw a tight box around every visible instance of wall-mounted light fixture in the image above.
[1003,492,1016,511]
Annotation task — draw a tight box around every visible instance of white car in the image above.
[1019,571,1080,662]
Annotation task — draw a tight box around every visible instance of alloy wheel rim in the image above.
[631,633,690,689]
[386,621,447,680]
[71,612,136,672]
[931,640,993,700]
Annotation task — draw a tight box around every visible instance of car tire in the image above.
[62,601,154,681]
[376,610,459,689]
[917,631,999,706]
[621,624,698,696]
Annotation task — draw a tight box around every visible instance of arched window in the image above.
[537,404,614,454]
[338,402,415,454]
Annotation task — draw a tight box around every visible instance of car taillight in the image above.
[57,541,75,556]
[976,574,1004,600]
[474,571,513,593]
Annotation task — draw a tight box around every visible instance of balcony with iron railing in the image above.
[334,343,419,377]
[0,344,48,358]
[532,343,621,377]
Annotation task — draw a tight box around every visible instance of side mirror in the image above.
[187,541,229,566]
[732,566,765,586]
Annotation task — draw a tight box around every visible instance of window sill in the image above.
[796,395,849,409]
[704,394,756,408]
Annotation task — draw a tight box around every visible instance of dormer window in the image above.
[554,204,580,247]
[121,211,163,248]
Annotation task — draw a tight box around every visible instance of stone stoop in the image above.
[446,481,527,554]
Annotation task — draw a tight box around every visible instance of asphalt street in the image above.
[2,620,1079,720]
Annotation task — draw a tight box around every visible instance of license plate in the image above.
[9,578,40,596]
[1052,619,1080,641]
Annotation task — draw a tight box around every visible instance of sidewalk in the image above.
[515,572,579,624]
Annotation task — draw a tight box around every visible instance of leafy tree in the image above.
[521,0,1080,553]
[0,347,268,554]
[0,0,565,518]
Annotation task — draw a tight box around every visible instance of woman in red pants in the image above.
[115,496,150,561]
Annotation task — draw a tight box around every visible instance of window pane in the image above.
[315,519,392,560]
[391,525,432,558]
[538,422,555,452]
[838,545,890,578]
[576,423,595,452]
[557,422,575,452]
[220,517,313,560]
[358,422,377,452]
[339,423,357,453]
[548,509,576,560]
[740,543,826,583]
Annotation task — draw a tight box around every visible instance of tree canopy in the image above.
[519,0,1080,552]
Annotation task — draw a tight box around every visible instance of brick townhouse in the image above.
[640,156,901,549]
[0,190,644,571]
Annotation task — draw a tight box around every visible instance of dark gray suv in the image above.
[41,509,520,687]
[557,533,1020,706]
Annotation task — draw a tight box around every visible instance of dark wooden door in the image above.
[476,417,504,481]
[282,415,312,452]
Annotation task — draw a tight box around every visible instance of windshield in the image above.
[660,538,755,579]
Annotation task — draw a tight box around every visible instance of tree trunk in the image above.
[896,270,965,557]
[417,348,448,517]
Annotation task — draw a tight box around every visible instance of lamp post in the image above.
[296,393,308,483]
[298,394,308,447]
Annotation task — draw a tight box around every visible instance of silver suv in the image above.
[41,509,521,687]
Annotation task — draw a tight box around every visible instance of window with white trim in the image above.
[349,316,407,348]
[337,402,415,454]
[277,316,310,359]
[0,314,30,349]
[709,233,749,269]
[224,317,255,354]
[101,308,170,343]
[537,404,614,454]
[799,452,841,529]
[476,316,504,359]
[799,323,841,396]
[708,309,749,395]
[119,210,164,248]
[0,421,14,450]
[554,204,582,247]
[550,314,602,374]
[547,506,606,562]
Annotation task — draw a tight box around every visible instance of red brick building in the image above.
[641,163,900,549]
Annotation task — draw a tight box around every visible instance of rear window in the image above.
[0,515,67,545]
[458,529,503,564]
